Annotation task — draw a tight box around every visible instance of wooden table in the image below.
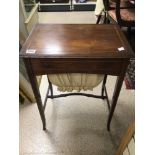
[20,24,133,131]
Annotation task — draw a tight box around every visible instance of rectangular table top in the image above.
[20,24,133,59]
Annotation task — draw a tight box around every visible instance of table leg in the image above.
[107,73,125,131]
[96,15,102,24]
[35,95,46,130]
[24,59,46,130]
[101,74,107,97]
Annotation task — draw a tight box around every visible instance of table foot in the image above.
[107,123,111,131]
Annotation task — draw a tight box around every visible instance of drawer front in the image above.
[30,58,125,75]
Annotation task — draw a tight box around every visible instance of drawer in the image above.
[30,58,125,75]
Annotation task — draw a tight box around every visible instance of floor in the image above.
[19,12,135,155]
[38,11,96,24]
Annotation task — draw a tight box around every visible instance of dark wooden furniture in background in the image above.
[96,0,134,24]
[20,24,133,131]
[38,0,96,11]
[106,0,135,36]
[39,0,70,3]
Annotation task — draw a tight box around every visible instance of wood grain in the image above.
[20,24,133,58]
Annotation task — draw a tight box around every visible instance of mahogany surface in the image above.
[20,24,133,58]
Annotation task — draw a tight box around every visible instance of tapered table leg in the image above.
[101,74,107,96]
[107,73,126,131]
[24,59,46,130]
[96,15,102,24]
[36,96,46,130]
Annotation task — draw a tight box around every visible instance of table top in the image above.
[20,24,133,59]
